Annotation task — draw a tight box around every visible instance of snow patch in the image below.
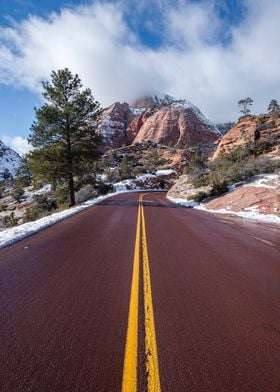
[167,195,198,208]
[130,107,145,116]
[24,184,52,200]
[155,169,175,176]
[0,140,22,180]
[242,174,279,189]
[194,204,280,225]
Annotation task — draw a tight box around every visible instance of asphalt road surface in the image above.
[0,192,279,392]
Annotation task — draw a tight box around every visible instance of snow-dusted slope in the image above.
[132,94,221,135]
[0,140,22,180]
[96,102,135,150]
[96,94,220,150]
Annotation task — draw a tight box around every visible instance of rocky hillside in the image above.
[96,102,135,150]
[202,174,279,218]
[96,95,220,150]
[0,140,22,181]
[213,114,280,159]
[167,112,280,223]
[102,142,190,173]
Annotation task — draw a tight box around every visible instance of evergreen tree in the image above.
[267,99,279,113]
[238,97,254,116]
[28,69,102,206]
[120,155,132,180]
[16,155,32,187]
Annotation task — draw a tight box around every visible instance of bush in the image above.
[133,166,145,176]
[12,187,25,202]
[1,212,19,228]
[23,195,57,223]
[0,202,7,212]
[210,181,228,196]
[207,152,279,195]
[75,184,96,203]
[187,191,209,202]
[55,184,69,205]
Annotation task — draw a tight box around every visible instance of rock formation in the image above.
[96,102,135,150]
[96,95,220,150]
[167,175,212,201]
[213,115,280,159]
[203,174,280,216]
[129,95,221,147]
[0,140,22,180]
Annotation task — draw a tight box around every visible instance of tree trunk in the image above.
[69,174,75,206]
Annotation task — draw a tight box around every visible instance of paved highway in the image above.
[0,192,279,391]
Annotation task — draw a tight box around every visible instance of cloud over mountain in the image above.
[0,0,279,122]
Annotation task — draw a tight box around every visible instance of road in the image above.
[0,192,279,391]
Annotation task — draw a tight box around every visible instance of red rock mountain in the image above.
[213,115,280,159]
[96,95,220,150]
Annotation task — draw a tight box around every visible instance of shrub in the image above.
[2,212,19,228]
[55,184,69,205]
[187,191,209,202]
[0,203,7,212]
[75,184,96,203]
[12,187,25,202]
[23,195,57,223]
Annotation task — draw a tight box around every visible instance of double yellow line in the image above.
[122,194,161,392]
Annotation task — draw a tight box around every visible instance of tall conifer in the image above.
[28,69,101,206]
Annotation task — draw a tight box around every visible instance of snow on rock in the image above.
[113,171,176,192]
[129,95,221,147]
[0,140,22,180]
[168,173,280,224]
[195,203,280,225]
[96,102,135,150]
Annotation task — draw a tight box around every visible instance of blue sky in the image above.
[0,0,279,154]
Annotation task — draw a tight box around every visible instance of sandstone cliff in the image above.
[96,102,135,150]
[213,115,280,159]
[96,95,220,151]
[129,95,221,147]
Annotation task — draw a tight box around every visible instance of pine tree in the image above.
[267,99,279,113]
[238,97,254,116]
[28,69,102,206]
[16,155,32,187]
[120,155,132,180]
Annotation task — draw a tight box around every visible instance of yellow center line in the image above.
[140,194,161,392]
[121,202,141,392]
[122,194,161,392]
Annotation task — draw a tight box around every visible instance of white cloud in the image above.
[0,0,279,123]
[1,134,31,155]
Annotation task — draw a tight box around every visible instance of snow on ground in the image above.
[24,184,52,200]
[194,204,280,225]
[242,174,279,189]
[168,173,280,225]
[112,174,157,192]
[0,191,135,249]
[155,169,175,176]
[113,180,139,192]
[167,195,198,208]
